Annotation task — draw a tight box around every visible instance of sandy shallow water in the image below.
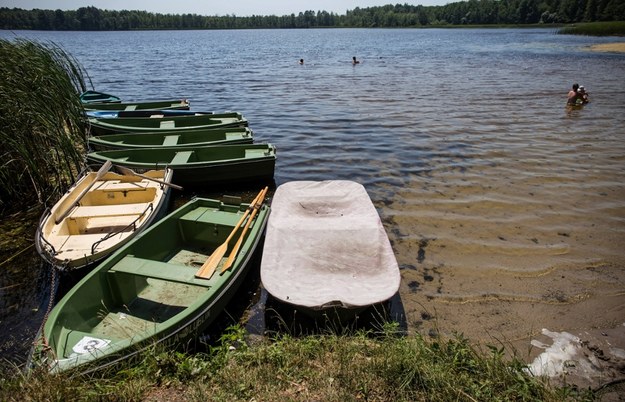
[388,126,625,391]
[589,42,625,53]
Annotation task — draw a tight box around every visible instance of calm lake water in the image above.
[1,28,625,368]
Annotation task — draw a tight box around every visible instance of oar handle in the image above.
[54,161,112,224]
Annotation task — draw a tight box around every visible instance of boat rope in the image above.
[35,263,59,353]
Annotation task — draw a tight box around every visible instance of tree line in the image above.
[1,0,623,31]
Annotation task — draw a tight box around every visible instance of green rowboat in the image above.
[88,112,247,135]
[86,143,276,187]
[88,127,254,151]
[80,90,121,104]
[83,99,190,111]
[29,195,270,374]
[80,90,190,111]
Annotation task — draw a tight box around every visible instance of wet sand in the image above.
[589,43,625,53]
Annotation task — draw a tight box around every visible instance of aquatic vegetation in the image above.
[559,21,625,36]
[0,38,89,214]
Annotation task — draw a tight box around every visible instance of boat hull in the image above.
[260,180,401,320]
[29,196,270,374]
[83,99,190,111]
[80,90,121,104]
[88,127,254,151]
[88,112,247,135]
[85,109,204,119]
[86,144,276,187]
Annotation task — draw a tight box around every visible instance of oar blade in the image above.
[196,187,267,279]
[116,165,183,191]
[195,244,227,279]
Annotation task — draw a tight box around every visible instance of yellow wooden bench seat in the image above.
[71,202,152,219]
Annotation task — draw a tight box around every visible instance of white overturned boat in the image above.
[260,180,400,318]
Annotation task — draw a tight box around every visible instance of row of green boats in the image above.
[84,93,276,188]
[29,92,276,374]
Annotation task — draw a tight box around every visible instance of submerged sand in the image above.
[388,125,625,392]
[588,42,625,53]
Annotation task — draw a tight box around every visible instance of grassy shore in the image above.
[1,324,593,401]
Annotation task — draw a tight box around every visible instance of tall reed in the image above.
[0,38,89,213]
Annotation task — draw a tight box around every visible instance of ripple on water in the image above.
[1,28,624,359]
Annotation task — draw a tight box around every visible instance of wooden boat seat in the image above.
[83,186,156,205]
[110,255,212,287]
[162,135,180,146]
[160,120,175,129]
[171,150,193,164]
[179,207,239,226]
[96,181,150,191]
[56,232,129,253]
[70,203,152,219]
[245,149,270,158]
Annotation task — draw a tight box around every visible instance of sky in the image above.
[1,0,453,17]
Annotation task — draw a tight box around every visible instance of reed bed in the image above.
[559,21,625,36]
[0,39,89,214]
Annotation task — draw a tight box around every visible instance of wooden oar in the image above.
[116,165,183,191]
[54,160,112,224]
[221,186,268,273]
[195,188,265,279]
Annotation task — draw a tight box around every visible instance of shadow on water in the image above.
[247,288,407,339]
[173,238,409,355]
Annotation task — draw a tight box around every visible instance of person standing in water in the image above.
[567,83,580,105]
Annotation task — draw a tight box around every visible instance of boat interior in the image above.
[50,199,254,358]
[42,171,167,263]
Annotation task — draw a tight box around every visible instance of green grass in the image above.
[1,324,593,401]
[0,39,89,214]
[559,21,625,36]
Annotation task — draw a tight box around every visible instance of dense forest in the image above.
[1,0,623,30]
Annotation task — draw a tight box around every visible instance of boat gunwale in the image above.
[87,127,255,150]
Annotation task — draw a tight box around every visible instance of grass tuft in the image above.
[1,325,580,401]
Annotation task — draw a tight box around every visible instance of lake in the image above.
[1,28,624,369]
